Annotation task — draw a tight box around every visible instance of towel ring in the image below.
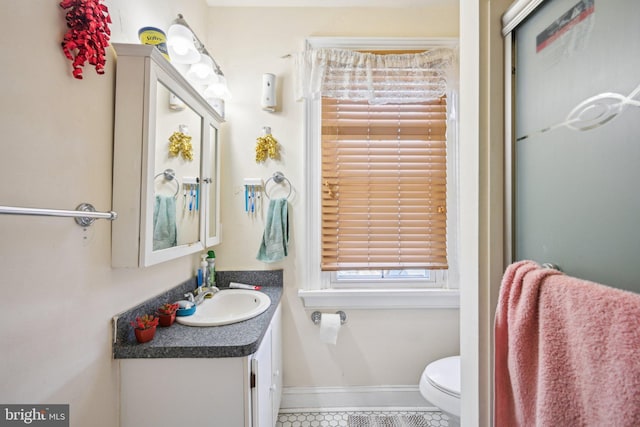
[154,168,180,198]
[264,171,292,200]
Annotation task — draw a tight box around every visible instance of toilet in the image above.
[419,355,461,427]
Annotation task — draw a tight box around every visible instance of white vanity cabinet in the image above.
[119,304,282,427]
[253,302,283,427]
[111,43,222,268]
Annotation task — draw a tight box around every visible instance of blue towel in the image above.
[153,195,177,250]
[257,198,289,263]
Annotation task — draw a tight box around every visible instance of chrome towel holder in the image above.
[0,203,117,227]
[154,168,181,198]
[264,171,292,200]
[311,310,347,325]
[541,262,562,271]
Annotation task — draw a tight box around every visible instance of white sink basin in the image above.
[176,289,271,327]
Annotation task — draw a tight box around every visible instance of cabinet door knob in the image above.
[203,178,212,183]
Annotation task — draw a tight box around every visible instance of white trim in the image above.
[302,94,324,291]
[301,37,461,308]
[458,0,481,424]
[280,386,437,410]
[298,288,459,309]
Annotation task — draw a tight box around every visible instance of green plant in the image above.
[130,314,159,330]
[157,302,179,315]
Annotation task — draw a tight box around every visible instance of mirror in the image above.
[112,44,223,268]
[152,83,202,250]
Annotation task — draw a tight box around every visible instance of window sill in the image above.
[298,288,460,309]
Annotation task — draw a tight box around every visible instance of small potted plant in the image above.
[130,314,159,343]
[156,302,179,327]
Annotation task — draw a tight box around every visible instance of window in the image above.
[333,269,442,290]
[298,38,459,308]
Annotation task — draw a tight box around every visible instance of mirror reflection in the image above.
[153,82,202,251]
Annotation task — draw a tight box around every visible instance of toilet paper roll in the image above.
[319,313,342,345]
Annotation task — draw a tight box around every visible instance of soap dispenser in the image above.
[206,250,216,286]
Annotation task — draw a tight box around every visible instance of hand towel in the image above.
[256,197,289,263]
[495,260,640,427]
[153,194,177,250]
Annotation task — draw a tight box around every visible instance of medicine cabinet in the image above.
[111,44,222,268]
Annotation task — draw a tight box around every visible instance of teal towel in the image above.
[153,195,177,250]
[257,198,289,263]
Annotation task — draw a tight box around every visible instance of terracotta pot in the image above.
[157,312,176,327]
[134,326,156,343]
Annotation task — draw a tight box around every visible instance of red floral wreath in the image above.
[60,0,111,79]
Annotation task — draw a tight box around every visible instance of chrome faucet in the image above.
[185,286,219,306]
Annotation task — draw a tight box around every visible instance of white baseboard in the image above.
[280,385,437,411]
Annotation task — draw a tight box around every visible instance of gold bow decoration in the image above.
[255,133,279,163]
[168,131,193,161]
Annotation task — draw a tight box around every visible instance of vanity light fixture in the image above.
[167,14,231,105]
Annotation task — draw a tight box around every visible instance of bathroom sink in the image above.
[176,289,271,327]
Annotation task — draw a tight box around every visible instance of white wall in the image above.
[0,2,207,427]
[0,2,465,427]
[206,6,461,392]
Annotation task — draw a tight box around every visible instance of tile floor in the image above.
[276,409,449,427]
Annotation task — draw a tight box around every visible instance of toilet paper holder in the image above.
[311,311,347,325]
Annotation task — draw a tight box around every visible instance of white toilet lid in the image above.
[424,355,460,397]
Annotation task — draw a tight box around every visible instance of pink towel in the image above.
[495,260,640,427]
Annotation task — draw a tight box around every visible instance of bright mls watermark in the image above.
[0,405,68,426]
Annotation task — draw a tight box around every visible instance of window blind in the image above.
[321,97,448,271]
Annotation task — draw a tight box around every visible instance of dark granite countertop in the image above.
[113,270,283,359]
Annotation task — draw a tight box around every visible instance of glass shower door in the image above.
[513,0,640,292]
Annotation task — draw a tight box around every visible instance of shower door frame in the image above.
[501,0,546,266]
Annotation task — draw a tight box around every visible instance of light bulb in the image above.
[187,55,215,85]
[167,24,200,64]
[205,74,231,100]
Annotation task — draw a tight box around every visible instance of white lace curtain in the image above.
[294,47,458,104]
